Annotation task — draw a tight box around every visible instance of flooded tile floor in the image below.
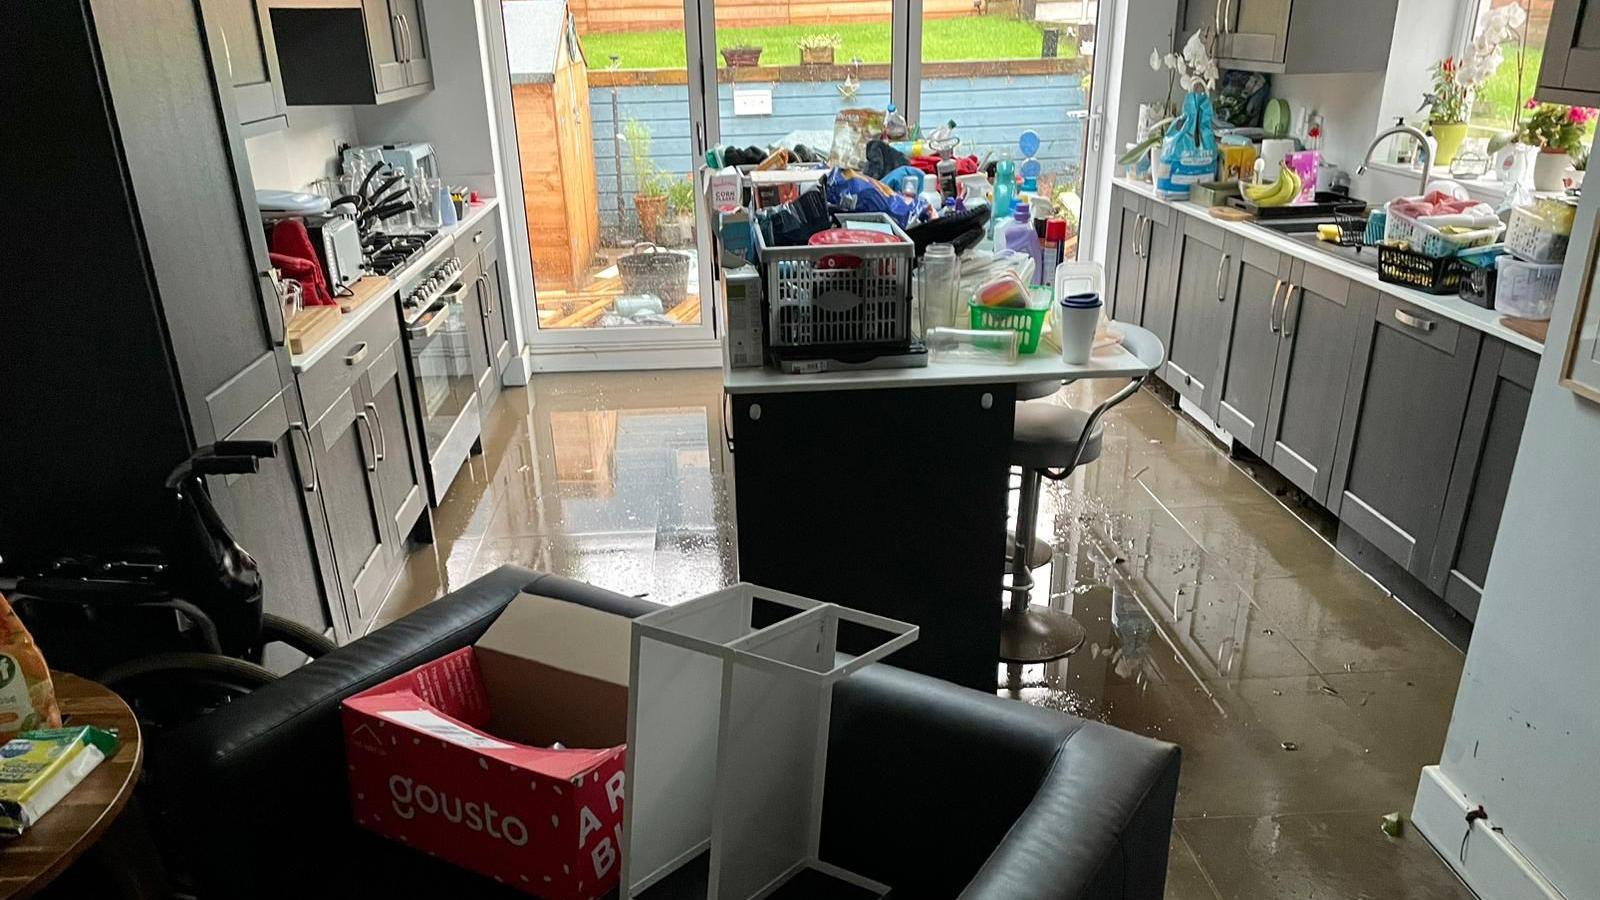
[380,369,1474,900]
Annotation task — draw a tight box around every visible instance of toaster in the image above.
[305,215,364,290]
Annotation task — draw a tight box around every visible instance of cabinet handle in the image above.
[1214,0,1221,36]
[1132,214,1145,258]
[220,27,233,80]
[1142,216,1155,259]
[1282,284,1301,338]
[1393,307,1436,333]
[481,274,493,314]
[264,270,286,347]
[1222,0,1233,33]
[391,14,404,62]
[289,422,318,493]
[1268,279,1285,334]
[402,14,414,63]
[1215,252,1229,302]
[344,341,368,366]
[356,411,378,473]
[474,232,484,244]
[364,401,386,462]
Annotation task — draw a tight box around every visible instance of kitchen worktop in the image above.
[289,198,500,371]
[1113,177,1546,354]
[723,343,1150,394]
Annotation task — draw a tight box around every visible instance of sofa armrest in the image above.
[152,566,658,899]
[819,664,1179,899]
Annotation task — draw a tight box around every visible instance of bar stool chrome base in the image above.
[999,604,1088,664]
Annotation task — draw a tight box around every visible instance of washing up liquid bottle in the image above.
[988,157,1018,238]
[998,202,1044,284]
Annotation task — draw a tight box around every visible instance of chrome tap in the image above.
[1356,125,1433,194]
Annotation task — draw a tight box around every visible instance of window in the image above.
[1464,0,1548,139]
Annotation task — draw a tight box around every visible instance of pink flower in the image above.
[1526,98,1540,110]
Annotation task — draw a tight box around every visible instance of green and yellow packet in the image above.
[0,726,120,838]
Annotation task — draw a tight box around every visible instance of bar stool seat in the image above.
[1016,379,1062,401]
[1011,405,1104,470]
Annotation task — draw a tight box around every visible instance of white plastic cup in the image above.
[1058,292,1102,364]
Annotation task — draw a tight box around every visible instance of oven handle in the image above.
[407,301,450,339]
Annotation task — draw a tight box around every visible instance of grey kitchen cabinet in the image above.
[1425,340,1537,621]
[1216,237,1292,453]
[205,0,288,133]
[211,385,344,641]
[1260,262,1373,505]
[308,385,392,633]
[269,0,432,106]
[1329,295,1481,579]
[1176,0,1397,74]
[1105,186,1176,339]
[459,252,495,401]
[462,215,512,400]
[363,340,429,554]
[1536,0,1600,105]
[1163,217,1234,417]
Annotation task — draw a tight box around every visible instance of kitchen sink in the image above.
[1272,229,1381,271]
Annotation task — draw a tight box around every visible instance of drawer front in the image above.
[299,304,401,422]
[456,209,498,257]
[1375,294,1461,355]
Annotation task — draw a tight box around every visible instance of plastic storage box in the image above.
[1384,202,1501,258]
[755,213,914,350]
[1504,206,1570,263]
[1493,255,1562,319]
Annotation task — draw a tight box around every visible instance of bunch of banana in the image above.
[1243,163,1303,208]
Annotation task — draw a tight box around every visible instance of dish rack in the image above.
[1384,202,1501,258]
[1333,211,1370,247]
[1378,244,1462,294]
[755,213,914,350]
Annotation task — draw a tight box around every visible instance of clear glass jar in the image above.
[916,243,962,336]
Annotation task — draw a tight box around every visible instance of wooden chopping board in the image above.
[1208,206,1254,222]
[337,275,392,314]
[286,306,342,355]
[1499,316,1549,344]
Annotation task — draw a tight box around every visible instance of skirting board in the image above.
[1412,766,1566,900]
[528,340,720,373]
[1176,393,1233,446]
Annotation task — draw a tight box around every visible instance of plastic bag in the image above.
[1157,92,1219,200]
[824,168,930,229]
[0,594,61,743]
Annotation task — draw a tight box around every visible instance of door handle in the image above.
[1282,284,1301,338]
[1214,0,1222,35]
[1222,0,1233,33]
[356,411,378,473]
[1142,217,1155,259]
[402,14,415,63]
[364,401,386,462]
[1268,279,1285,334]
[480,274,492,314]
[220,27,233,80]
[1215,252,1230,302]
[344,341,369,366]
[289,422,318,493]
[1132,214,1145,258]
[392,14,405,62]
[1393,307,1437,333]
[263,270,286,347]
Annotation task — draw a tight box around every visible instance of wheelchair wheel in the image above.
[260,613,337,659]
[97,652,277,732]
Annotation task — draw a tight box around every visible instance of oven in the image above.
[399,254,481,505]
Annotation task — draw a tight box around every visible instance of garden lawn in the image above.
[581,16,1064,70]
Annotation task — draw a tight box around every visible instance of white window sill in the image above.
[1359,160,1574,205]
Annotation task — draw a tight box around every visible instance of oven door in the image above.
[405,284,480,465]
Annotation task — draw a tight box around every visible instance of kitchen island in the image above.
[725,344,1150,689]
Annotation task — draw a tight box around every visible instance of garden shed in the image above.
[505,0,599,291]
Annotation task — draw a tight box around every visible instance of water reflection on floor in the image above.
[379,369,1472,900]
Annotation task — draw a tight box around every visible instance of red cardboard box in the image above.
[343,594,631,900]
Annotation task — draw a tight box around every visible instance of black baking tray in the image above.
[1228,191,1368,219]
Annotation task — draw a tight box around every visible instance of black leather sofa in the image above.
[152,567,1180,899]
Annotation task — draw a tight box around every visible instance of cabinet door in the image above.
[206,0,286,130]
[1163,217,1232,416]
[1222,0,1292,65]
[1140,201,1180,351]
[1108,189,1146,326]
[1261,263,1369,504]
[1330,296,1480,577]
[478,232,513,378]
[1178,0,1222,48]
[362,0,407,94]
[363,341,428,553]
[462,261,494,399]
[390,0,432,87]
[1217,239,1289,453]
[1426,341,1537,620]
[310,386,391,633]
[1541,0,1600,100]
[210,386,342,641]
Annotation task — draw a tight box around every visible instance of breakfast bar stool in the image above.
[1000,323,1167,664]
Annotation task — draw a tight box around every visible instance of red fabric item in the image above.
[911,154,979,176]
[268,218,336,306]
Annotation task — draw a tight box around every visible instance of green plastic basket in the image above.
[969,301,1049,354]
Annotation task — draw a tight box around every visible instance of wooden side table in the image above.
[0,672,142,899]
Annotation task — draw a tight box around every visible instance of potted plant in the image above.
[660,177,697,247]
[1425,5,1526,166]
[1520,101,1595,191]
[721,44,763,68]
[797,33,840,66]
[1567,148,1588,190]
[623,118,668,242]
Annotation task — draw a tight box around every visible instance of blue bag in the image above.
[1157,92,1219,200]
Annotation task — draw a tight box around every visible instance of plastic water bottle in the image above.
[998,203,1043,283]
[884,102,908,141]
[916,243,962,335]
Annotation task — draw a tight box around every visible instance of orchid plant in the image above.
[1150,30,1219,109]
[1422,4,1527,124]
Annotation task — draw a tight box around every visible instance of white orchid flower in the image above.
[1151,47,1162,71]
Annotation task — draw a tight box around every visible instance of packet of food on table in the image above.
[0,593,60,743]
[0,726,120,838]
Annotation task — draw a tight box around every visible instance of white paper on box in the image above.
[379,709,515,750]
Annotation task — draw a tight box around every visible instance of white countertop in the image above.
[723,344,1150,394]
[290,199,500,372]
[1113,177,1545,355]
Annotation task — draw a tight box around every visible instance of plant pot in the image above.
[800,46,834,65]
[1565,167,1586,190]
[721,47,763,67]
[1534,149,1572,192]
[1431,120,1469,166]
[634,194,668,243]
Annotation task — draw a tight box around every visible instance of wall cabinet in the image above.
[1164,218,1234,417]
[1175,0,1397,74]
[1330,295,1481,579]
[1426,341,1537,620]
[1536,0,1600,105]
[269,0,433,106]
[1105,186,1177,341]
[204,0,288,132]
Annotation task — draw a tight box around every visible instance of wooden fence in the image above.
[569,0,978,33]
